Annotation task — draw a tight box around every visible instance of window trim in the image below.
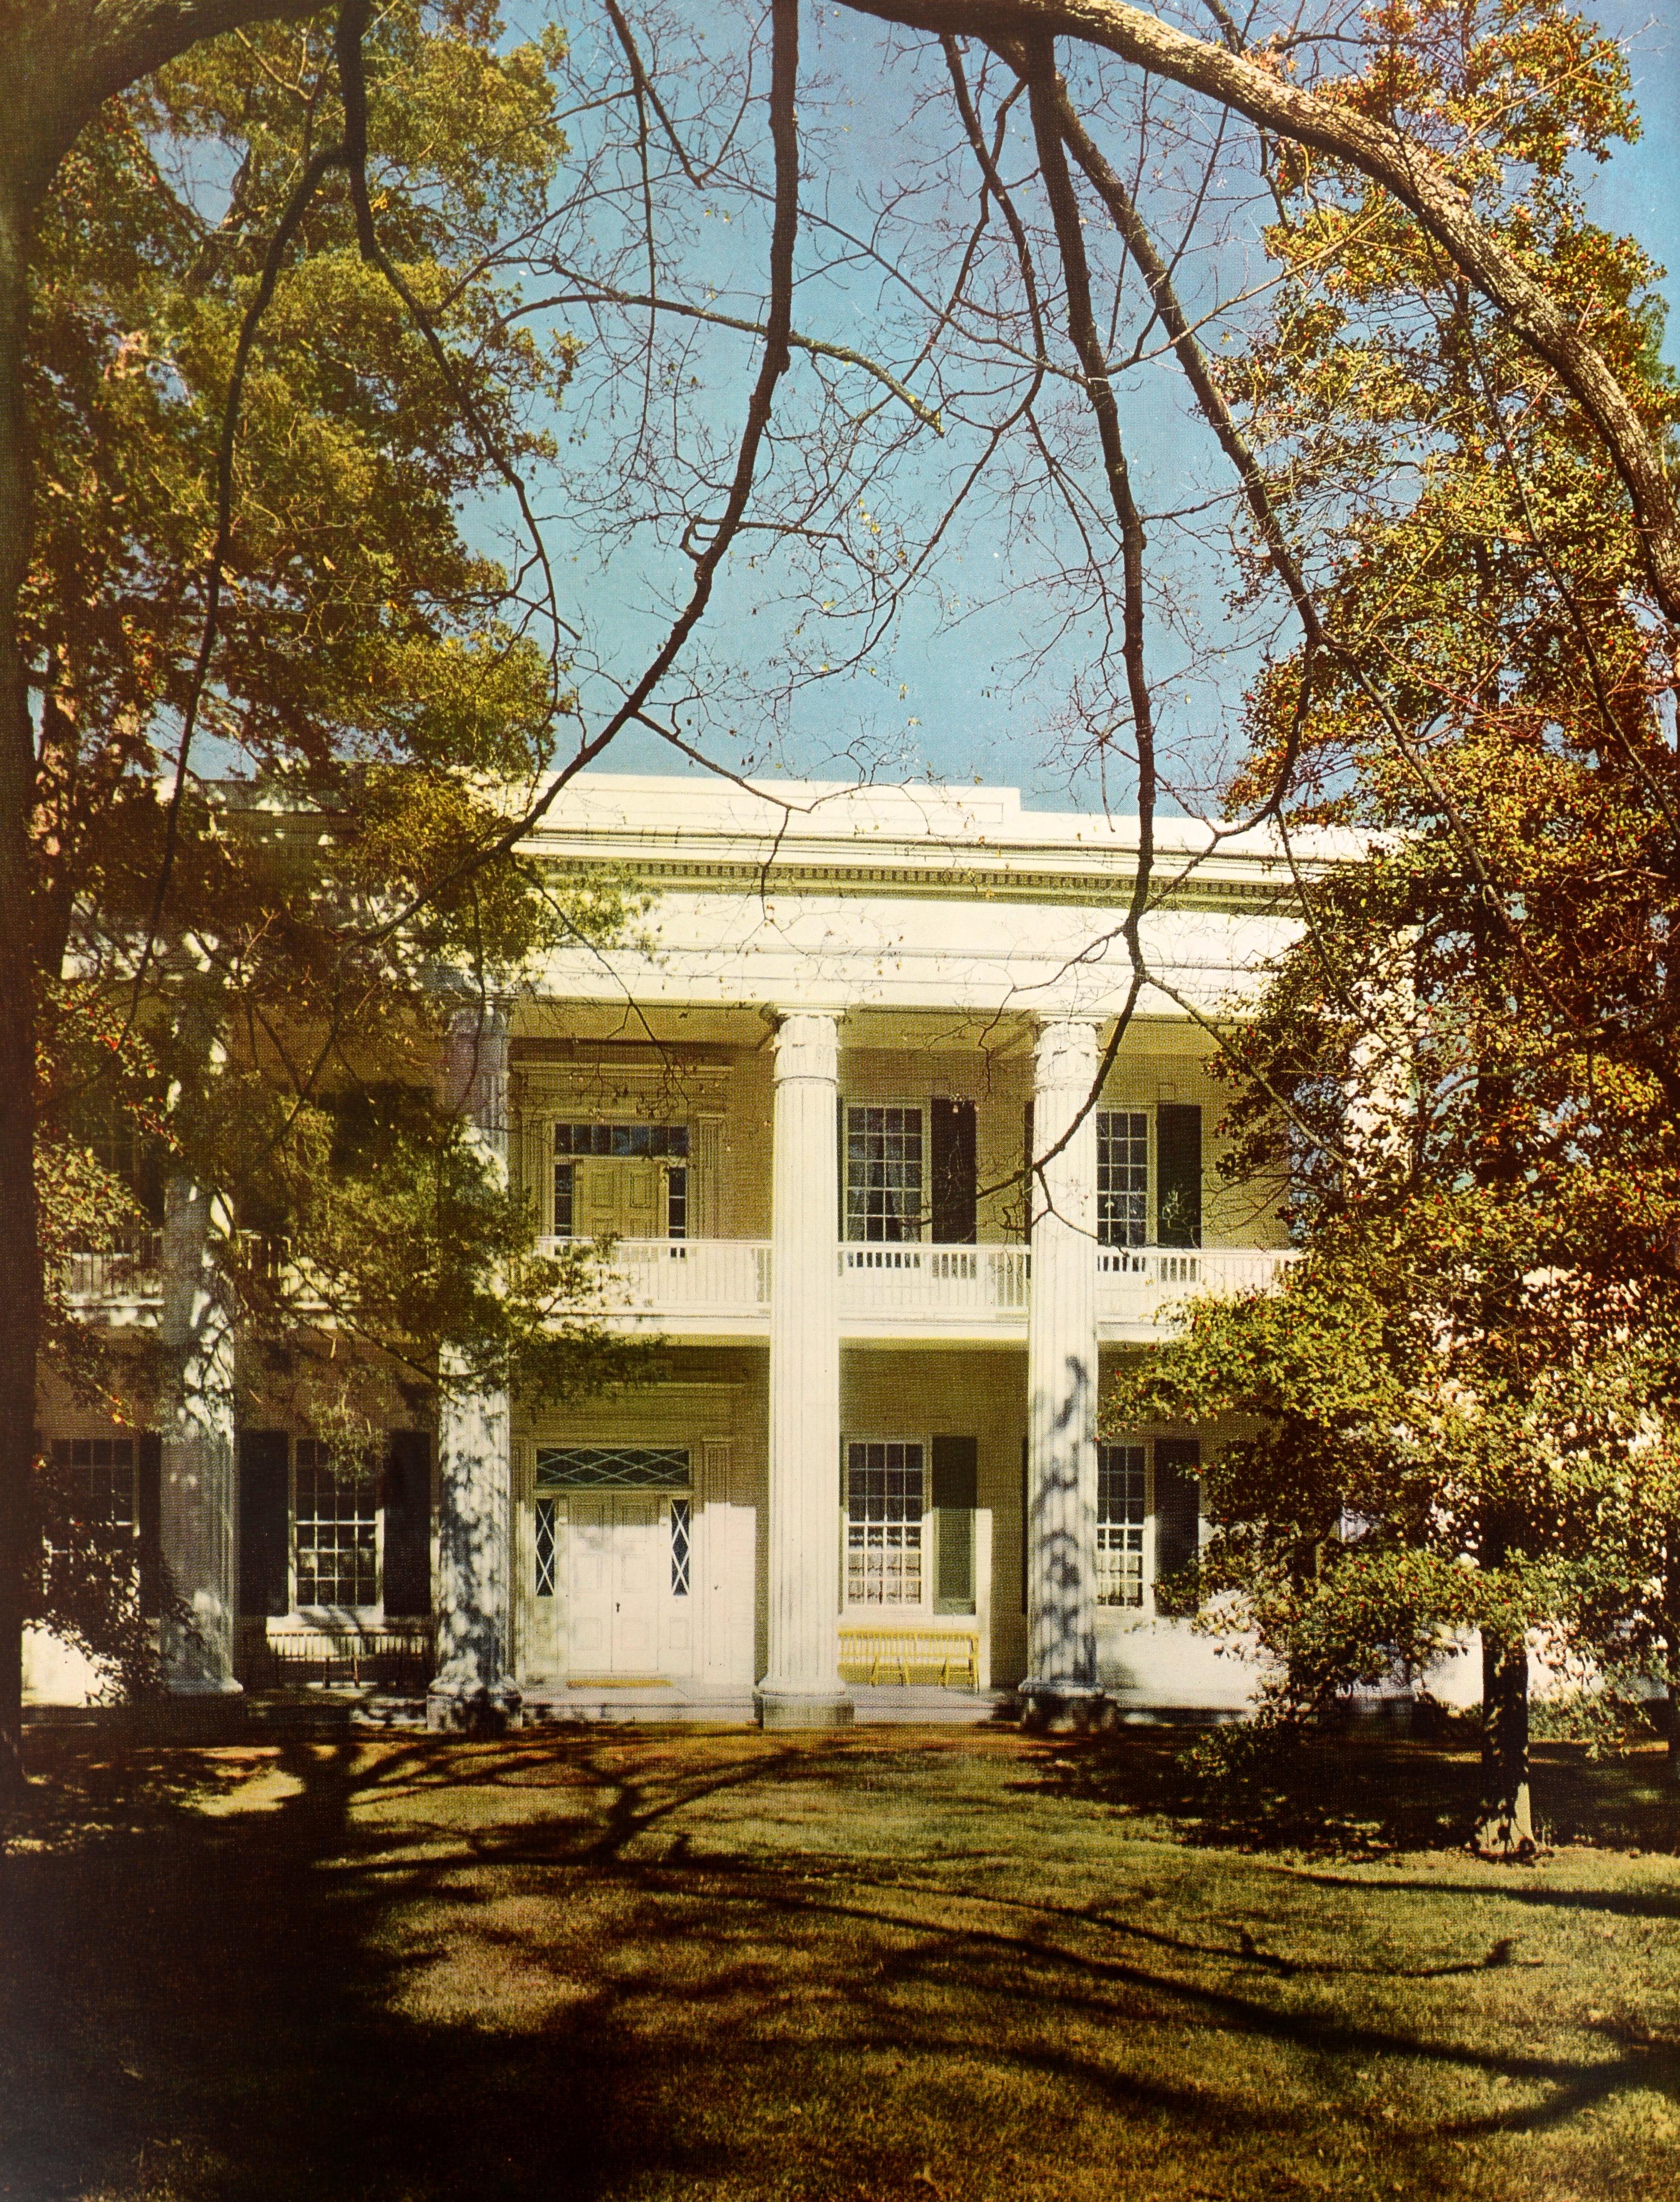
[843,1432,929,1611]
[292,1436,385,1619]
[842,1101,926,1245]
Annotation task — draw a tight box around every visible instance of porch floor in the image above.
[518,1679,1015,1726]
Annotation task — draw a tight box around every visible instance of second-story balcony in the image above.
[536,1236,1295,1343]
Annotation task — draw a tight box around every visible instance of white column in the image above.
[159,1177,240,1693]
[757,1009,852,1728]
[1022,1017,1104,1720]
[428,1004,522,1731]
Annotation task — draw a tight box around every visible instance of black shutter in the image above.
[931,1434,978,1611]
[382,1430,432,1617]
[238,1429,291,1618]
[1156,1104,1203,1247]
[1020,1433,1029,1615]
[930,1099,977,1243]
[1154,1436,1202,1584]
[137,1432,162,1616]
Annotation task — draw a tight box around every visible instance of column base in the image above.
[1017,1682,1113,1734]
[426,1680,524,1735]
[755,1685,855,1731]
[166,1675,245,1697]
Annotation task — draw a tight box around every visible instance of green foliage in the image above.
[25,8,648,1672]
[1112,0,1680,1761]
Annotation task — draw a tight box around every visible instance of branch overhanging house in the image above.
[33,772,1360,1727]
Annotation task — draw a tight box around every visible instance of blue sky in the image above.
[528,3,1680,810]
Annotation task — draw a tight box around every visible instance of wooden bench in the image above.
[838,1624,980,1690]
[263,1626,434,1691]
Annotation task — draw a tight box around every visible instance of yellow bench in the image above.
[838,1624,980,1689]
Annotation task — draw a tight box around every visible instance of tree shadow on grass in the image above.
[1013,1726,1680,1860]
[3,1727,1679,2202]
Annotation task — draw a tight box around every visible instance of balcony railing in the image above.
[544,1235,1293,1329]
[61,1235,164,1309]
[839,1241,1030,1318]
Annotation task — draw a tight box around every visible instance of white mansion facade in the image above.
[33,773,1332,1725]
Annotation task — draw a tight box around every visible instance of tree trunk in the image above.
[1474,1630,1535,1858]
[0,168,39,1804]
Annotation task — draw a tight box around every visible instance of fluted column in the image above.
[758,1009,852,1728]
[428,1004,521,1731]
[1022,1016,1104,1722]
[160,1177,240,1693]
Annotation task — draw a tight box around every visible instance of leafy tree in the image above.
[1108,0,1680,1853]
[16,4,649,1724]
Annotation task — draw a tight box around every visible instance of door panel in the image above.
[613,1497,660,1669]
[569,1497,613,1665]
[574,1161,666,1241]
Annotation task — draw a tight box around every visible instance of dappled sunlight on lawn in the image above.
[2,1727,1678,2201]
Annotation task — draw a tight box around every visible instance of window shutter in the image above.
[1020,1433,1030,1614]
[137,1432,162,1617]
[381,1430,432,1617]
[931,1434,978,1611]
[1153,1436,1202,1585]
[930,1099,977,1243]
[237,1429,290,1619]
[1156,1104,1203,1248]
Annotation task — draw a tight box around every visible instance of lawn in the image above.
[1,1724,1678,2202]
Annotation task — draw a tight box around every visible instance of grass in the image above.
[1,1725,1679,2201]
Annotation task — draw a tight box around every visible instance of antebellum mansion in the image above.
[31,773,1329,1726]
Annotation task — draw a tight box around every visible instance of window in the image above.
[846,1440,925,1605]
[1096,1443,1146,1607]
[1097,1112,1149,1248]
[845,1106,923,1242]
[295,1439,379,1607]
[670,1496,691,1596]
[553,1122,689,1158]
[51,1437,136,1529]
[536,1447,691,1491]
[551,1122,689,1239]
[534,1497,557,1597]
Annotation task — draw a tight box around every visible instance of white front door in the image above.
[567,1494,663,1674]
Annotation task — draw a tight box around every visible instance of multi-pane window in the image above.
[1096,1443,1146,1607]
[51,1437,135,1529]
[845,1106,923,1242]
[846,1440,925,1605]
[553,1123,689,1158]
[534,1496,557,1597]
[666,1165,688,1241]
[1097,1112,1149,1248]
[295,1439,379,1607]
[552,1158,575,1237]
[670,1497,692,1596]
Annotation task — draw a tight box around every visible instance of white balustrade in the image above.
[540,1236,774,1317]
[533,1236,1293,1326]
[839,1242,1030,1320]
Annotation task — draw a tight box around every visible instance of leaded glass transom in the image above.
[536,1447,691,1491]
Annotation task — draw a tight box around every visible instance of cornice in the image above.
[530,846,1305,914]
